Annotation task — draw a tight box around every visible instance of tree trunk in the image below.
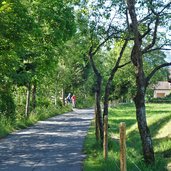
[88,51,103,142]
[95,75,103,141]
[32,82,36,111]
[134,71,155,164]
[25,83,31,118]
[62,87,65,106]
[126,0,155,163]
[95,93,100,141]
[103,80,111,118]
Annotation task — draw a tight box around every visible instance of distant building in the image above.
[168,68,171,83]
[154,81,171,98]
[153,68,171,98]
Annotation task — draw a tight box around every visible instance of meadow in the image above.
[83,103,171,171]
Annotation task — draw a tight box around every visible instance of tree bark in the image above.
[103,115,108,159]
[95,92,100,141]
[88,49,104,142]
[62,87,65,106]
[134,72,155,164]
[103,80,111,118]
[95,74,103,141]
[32,82,36,111]
[25,83,31,118]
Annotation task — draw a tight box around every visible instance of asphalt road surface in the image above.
[0,108,94,171]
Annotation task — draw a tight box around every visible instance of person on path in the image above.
[66,93,71,104]
[71,94,76,108]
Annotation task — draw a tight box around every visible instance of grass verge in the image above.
[0,105,72,139]
[83,103,171,171]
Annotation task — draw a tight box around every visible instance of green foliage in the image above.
[76,95,94,108]
[84,103,171,171]
[0,104,72,138]
[0,90,15,119]
[0,0,77,121]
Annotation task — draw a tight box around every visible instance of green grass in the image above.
[83,103,171,171]
[0,105,72,138]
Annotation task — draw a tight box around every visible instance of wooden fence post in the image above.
[120,122,126,171]
[103,115,108,160]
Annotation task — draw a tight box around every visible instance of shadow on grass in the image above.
[108,104,171,171]
[146,110,171,115]
[109,118,136,135]
[84,104,171,171]
[149,114,171,137]
[155,137,171,157]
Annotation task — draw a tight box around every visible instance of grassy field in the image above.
[83,103,171,171]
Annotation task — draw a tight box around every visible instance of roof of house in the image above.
[154,81,171,90]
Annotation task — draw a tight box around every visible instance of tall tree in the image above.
[0,0,35,118]
[0,0,76,118]
[77,0,130,142]
[126,0,171,164]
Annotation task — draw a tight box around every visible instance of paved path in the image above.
[0,108,94,171]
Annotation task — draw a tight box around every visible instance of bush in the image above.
[76,95,94,108]
[0,91,16,120]
[0,104,72,138]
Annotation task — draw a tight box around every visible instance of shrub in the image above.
[0,91,16,120]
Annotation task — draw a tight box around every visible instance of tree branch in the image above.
[108,39,128,81]
[146,62,171,86]
[126,8,131,32]
[142,1,171,54]
[158,2,171,15]
[118,61,131,68]
[88,46,101,77]
[92,32,117,56]
[106,13,117,36]
[138,12,152,23]
[141,22,152,39]
[145,48,171,54]
[142,16,159,53]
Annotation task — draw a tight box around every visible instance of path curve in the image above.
[0,108,94,171]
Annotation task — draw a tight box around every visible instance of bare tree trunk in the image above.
[95,93,100,141]
[62,87,65,106]
[32,82,36,111]
[54,87,57,106]
[88,50,104,142]
[54,79,58,106]
[25,83,31,118]
[95,75,103,141]
[54,91,57,106]
[134,75,155,164]
[103,115,108,159]
[103,80,111,118]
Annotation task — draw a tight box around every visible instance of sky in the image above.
[165,51,171,62]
